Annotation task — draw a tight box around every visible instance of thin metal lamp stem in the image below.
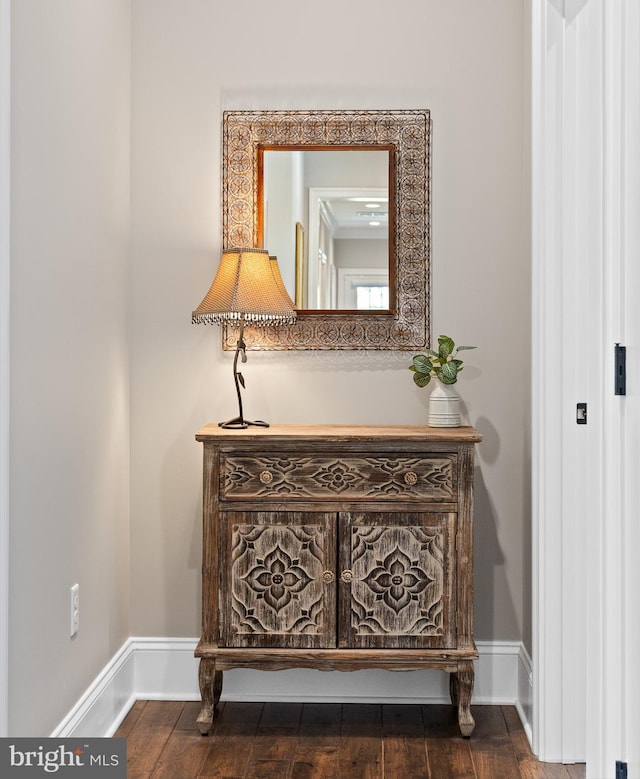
[218,317,268,430]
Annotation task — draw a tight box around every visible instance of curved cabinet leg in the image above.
[213,669,223,707]
[456,660,475,737]
[449,671,460,707]
[197,658,221,735]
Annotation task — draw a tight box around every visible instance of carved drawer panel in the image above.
[338,512,456,649]
[220,453,457,502]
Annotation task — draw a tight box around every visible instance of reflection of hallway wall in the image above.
[262,151,297,296]
[334,239,387,270]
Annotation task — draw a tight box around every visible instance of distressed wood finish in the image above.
[221,511,337,648]
[221,453,457,501]
[195,425,481,737]
[339,511,456,649]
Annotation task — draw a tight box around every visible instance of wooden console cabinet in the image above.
[194,424,482,736]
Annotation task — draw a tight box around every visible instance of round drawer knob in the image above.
[259,470,274,485]
[321,571,335,584]
[340,570,353,583]
[404,471,418,486]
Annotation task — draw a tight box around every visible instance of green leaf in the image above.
[409,336,475,390]
[413,372,431,388]
[412,354,433,374]
[438,335,455,359]
[440,361,458,383]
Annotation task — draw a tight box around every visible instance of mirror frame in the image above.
[222,109,431,350]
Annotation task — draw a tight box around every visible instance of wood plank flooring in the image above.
[115,700,586,779]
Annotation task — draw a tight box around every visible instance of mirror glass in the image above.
[260,149,390,312]
[221,109,431,351]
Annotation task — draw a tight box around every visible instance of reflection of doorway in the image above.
[337,269,389,310]
[308,187,388,310]
[316,212,333,309]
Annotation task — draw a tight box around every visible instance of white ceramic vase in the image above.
[428,380,461,427]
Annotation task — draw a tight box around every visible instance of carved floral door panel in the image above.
[338,512,456,649]
[219,509,456,650]
[220,511,337,649]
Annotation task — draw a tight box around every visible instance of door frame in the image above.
[532,1,640,773]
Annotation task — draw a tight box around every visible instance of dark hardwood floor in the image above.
[115,700,586,779]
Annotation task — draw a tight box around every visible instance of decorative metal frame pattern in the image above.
[221,109,431,351]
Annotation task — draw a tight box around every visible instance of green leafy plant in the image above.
[410,335,476,387]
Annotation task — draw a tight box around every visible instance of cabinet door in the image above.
[220,511,337,649]
[339,512,456,649]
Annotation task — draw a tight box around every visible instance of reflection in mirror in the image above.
[261,149,390,312]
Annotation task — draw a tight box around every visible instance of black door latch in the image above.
[615,343,626,396]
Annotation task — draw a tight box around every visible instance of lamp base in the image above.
[218,416,269,430]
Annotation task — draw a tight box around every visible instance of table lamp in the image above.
[192,247,296,429]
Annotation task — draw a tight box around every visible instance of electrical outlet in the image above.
[70,583,79,637]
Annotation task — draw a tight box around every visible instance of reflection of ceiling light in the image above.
[369,221,381,226]
[366,203,380,209]
[348,197,388,203]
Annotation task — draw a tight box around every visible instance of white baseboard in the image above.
[516,643,533,745]
[51,640,137,739]
[53,637,534,746]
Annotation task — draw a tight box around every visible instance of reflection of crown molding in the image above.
[311,186,388,237]
[333,228,387,239]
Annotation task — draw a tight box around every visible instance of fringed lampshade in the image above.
[269,255,296,312]
[192,247,296,326]
[192,247,296,429]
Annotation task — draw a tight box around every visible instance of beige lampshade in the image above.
[269,255,296,310]
[192,247,297,325]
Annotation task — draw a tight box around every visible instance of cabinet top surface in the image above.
[196,423,482,444]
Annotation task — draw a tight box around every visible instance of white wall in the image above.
[6,0,529,735]
[0,0,11,741]
[9,0,131,735]
[130,0,530,652]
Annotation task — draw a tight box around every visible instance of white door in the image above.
[532,2,640,776]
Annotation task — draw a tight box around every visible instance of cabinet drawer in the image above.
[221,453,457,502]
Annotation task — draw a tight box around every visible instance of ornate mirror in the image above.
[222,109,431,350]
